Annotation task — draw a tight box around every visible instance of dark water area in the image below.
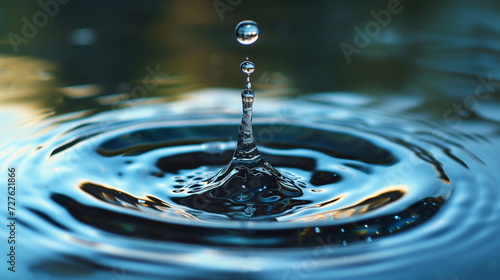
[1,1,500,280]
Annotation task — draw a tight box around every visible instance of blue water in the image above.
[2,90,499,279]
[2,1,500,279]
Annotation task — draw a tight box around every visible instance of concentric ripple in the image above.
[2,91,499,279]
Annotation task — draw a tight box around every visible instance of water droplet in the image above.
[240,61,255,74]
[235,20,259,45]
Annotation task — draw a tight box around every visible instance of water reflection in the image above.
[0,0,498,112]
[1,1,500,280]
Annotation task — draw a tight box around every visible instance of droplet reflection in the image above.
[235,20,259,45]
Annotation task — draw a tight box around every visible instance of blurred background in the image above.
[0,0,499,120]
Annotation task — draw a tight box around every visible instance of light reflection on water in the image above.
[1,1,500,279]
[1,90,499,279]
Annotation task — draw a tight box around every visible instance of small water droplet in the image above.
[235,20,259,45]
[240,61,255,75]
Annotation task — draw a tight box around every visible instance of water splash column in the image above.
[232,20,260,163]
[233,59,260,163]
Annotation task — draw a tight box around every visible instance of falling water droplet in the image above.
[240,61,255,74]
[240,59,255,90]
[235,20,259,45]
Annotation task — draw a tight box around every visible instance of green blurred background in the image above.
[0,0,499,115]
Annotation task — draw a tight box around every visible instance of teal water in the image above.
[1,90,499,279]
[1,1,500,279]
